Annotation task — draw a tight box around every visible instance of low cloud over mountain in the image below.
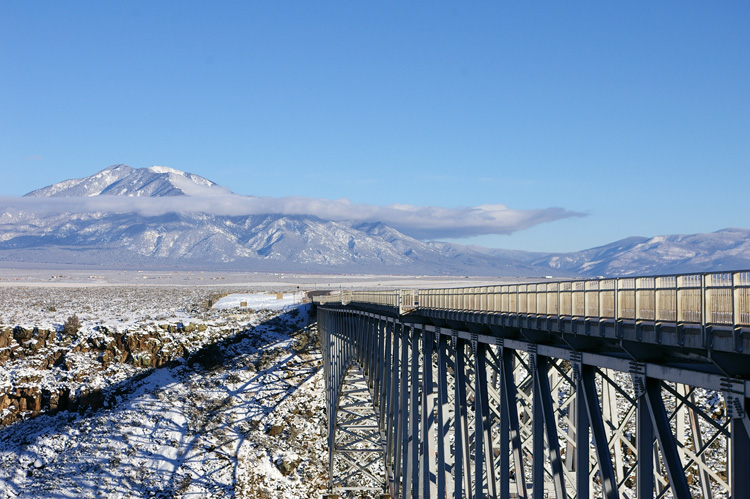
[7,164,583,240]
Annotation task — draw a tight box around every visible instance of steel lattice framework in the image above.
[317,271,750,499]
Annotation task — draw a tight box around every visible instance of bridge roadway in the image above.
[315,271,750,499]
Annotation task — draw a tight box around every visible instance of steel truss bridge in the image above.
[315,271,750,499]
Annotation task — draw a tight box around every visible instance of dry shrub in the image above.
[63,314,80,334]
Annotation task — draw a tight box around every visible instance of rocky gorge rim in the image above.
[0,286,328,498]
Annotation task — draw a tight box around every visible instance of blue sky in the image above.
[1,2,748,252]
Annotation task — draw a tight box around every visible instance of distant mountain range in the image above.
[1,164,748,276]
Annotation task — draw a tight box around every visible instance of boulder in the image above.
[0,328,13,348]
[267,424,284,436]
[274,454,301,476]
[13,326,32,344]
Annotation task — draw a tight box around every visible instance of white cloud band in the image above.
[0,195,584,240]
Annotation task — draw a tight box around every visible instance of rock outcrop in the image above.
[0,321,245,427]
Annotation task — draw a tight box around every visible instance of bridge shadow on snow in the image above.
[0,305,323,499]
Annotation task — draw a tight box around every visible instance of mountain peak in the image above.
[147,166,183,175]
[24,165,231,198]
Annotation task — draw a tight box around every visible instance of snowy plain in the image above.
[0,279,330,499]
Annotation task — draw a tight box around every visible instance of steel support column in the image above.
[502,347,528,499]
[495,345,511,499]
[533,354,566,499]
[729,393,750,499]
[530,350,545,499]
[437,331,455,498]
[644,377,690,499]
[473,341,497,498]
[574,364,590,499]
[388,321,401,486]
[409,326,421,498]
[420,327,437,498]
[632,372,653,499]
[454,336,473,499]
[581,365,618,499]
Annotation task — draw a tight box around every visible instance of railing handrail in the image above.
[312,270,750,327]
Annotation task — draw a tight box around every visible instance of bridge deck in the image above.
[318,270,750,379]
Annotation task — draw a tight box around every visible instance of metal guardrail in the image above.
[314,270,750,327]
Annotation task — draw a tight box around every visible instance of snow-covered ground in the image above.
[0,268,508,290]
[212,292,306,312]
[0,286,327,499]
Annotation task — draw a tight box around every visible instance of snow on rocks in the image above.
[0,286,326,498]
[0,287,304,426]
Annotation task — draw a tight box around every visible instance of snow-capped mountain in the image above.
[24,164,231,198]
[2,165,749,276]
[532,228,750,276]
[0,165,552,275]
